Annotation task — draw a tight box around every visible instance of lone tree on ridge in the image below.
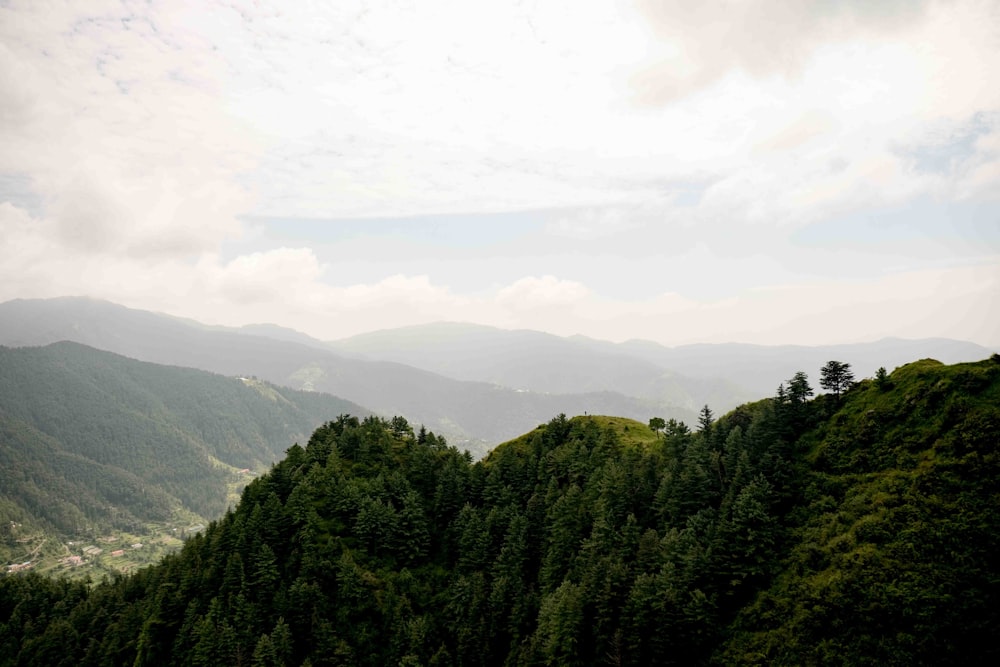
[820,360,855,398]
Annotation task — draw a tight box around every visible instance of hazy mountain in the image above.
[330,322,755,412]
[0,298,696,454]
[330,321,994,412]
[0,341,368,572]
[602,337,997,397]
[234,323,334,350]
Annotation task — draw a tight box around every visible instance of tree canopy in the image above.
[2,356,999,666]
[819,359,855,397]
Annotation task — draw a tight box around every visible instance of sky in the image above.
[1,0,998,346]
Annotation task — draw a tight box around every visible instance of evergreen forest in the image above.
[1,356,999,665]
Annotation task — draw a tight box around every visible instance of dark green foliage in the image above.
[787,371,813,404]
[820,359,855,398]
[874,365,892,390]
[1,357,998,665]
[722,358,1000,665]
[698,404,714,433]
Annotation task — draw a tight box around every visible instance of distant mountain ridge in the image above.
[330,321,994,408]
[605,336,996,397]
[3,298,991,453]
[329,321,754,412]
[0,298,698,454]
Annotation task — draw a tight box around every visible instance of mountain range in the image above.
[331,321,995,401]
[329,321,755,411]
[0,298,703,453]
[1,297,994,454]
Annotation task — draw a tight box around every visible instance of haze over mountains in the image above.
[331,322,995,405]
[2,297,994,457]
[329,322,755,411]
[0,298,700,453]
[600,337,999,398]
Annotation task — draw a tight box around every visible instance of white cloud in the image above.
[336,275,462,311]
[481,264,1000,346]
[0,204,48,290]
[2,203,996,345]
[755,111,840,155]
[1,0,997,347]
[208,248,326,306]
[0,0,257,261]
[956,124,1000,200]
[545,207,645,241]
[6,0,997,223]
[629,0,932,106]
[496,276,591,309]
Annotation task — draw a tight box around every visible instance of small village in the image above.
[3,520,208,580]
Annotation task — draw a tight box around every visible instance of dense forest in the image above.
[1,356,998,665]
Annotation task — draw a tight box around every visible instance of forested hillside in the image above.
[1,356,998,665]
[0,342,368,576]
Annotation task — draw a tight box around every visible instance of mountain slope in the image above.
[2,355,997,665]
[0,298,697,452]
[722,355,1000,664]
[0,341,368,574]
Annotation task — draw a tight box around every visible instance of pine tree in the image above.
[787,372,813,404]
[819,360,855,398]
[698,405,715,433]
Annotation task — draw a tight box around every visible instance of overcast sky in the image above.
[2,0,998,346]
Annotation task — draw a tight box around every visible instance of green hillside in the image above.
[0,342,369,578]
[723,356,1000,664]
[0,356,998,665]
[488,414,660,459]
